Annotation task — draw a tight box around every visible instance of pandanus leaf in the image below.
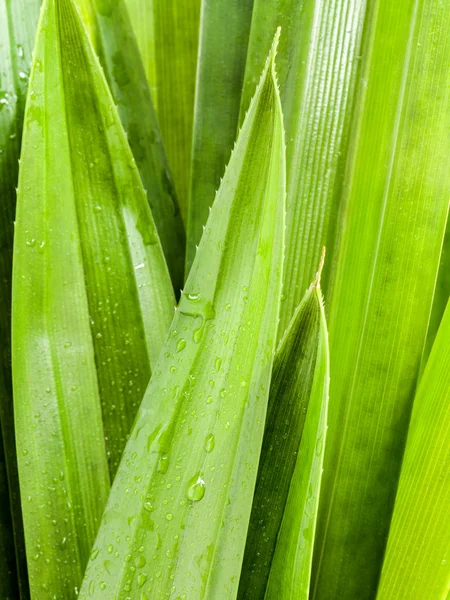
[312,1,450,598]
[377,299,450,600]
[79,32,285,600]
[12,0,174,595]
[240,0,368,337]
[0,0,41,595]
[75,0,186,291]
[124,0,200,222]
[186,0,254,273]
[239,254,329,600]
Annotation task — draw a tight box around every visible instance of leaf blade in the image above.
[75,0,186,291]
[0,0,41,595]
[312,1,450,597]
[186,0,254,273]
[80,34,285,600]
[376,299,450,600]
[124,0,200,222]
[266,285,329,600]
[240,0,367,337]
[13,0,175,594]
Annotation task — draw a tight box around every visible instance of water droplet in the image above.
[138,574,147,588]
[215,357,222,371]
[176,339,186,353]
[204,434,215,453]
[99,581,106,590]
[206,396,213,404]
[136,555,146,568]
[220,389,227,398]
[186,473,206,502]
[166,513,173,521]
[107,544,113,554]
[158,454,169,474]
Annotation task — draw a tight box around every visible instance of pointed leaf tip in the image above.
[312,247,326,290]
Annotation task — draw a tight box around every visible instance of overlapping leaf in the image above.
[0,0,41,595]
[239,262,329,600]
[376,299,450,600]
[312,1,450,598]
[75,0,186,290]
[186,0,254,273]
[80,33,285,600]
[240,0,367,336]
[12,0,175,595]
[124,0,200,222]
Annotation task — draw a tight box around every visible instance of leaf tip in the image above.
[312,246,326,290]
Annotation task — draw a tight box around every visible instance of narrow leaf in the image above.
[238,256,327,599]
[124,0,200,221]
[13,0,174,594]
[376,299,450,600]
[75,0,186,291]
[266,278,329,600]
[0,0,41,595]
[186,0,254,273]
[240,0,367,337]
[80,33,285,600]
[312,2,450,598]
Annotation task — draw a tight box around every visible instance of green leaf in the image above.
[0,0,41,596]
[185,0,254,273]
[12,0,175,594]
[124,0,200,222]
[266,279,329,600]
[312,2,450,598]
[79,32,285,600]
[74,0,186,291]
[238,259,329,600]
[240,0,367,337]
[376,298,450,599]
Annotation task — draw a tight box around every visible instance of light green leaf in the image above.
[185,0,254,273]
[0,0,41,595]
[240,0,367,337]
[75,0,186,291]
[312,2,450,598]
[238,258,329,600]
[124,0,200,222]
[376,298,450,600]
[80,32,285,600]
[13,0,175,594]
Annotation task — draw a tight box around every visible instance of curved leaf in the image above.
[238,263,327,599]
[80,32,285,600]
[75,0,186,291]
[13,0,175,594]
